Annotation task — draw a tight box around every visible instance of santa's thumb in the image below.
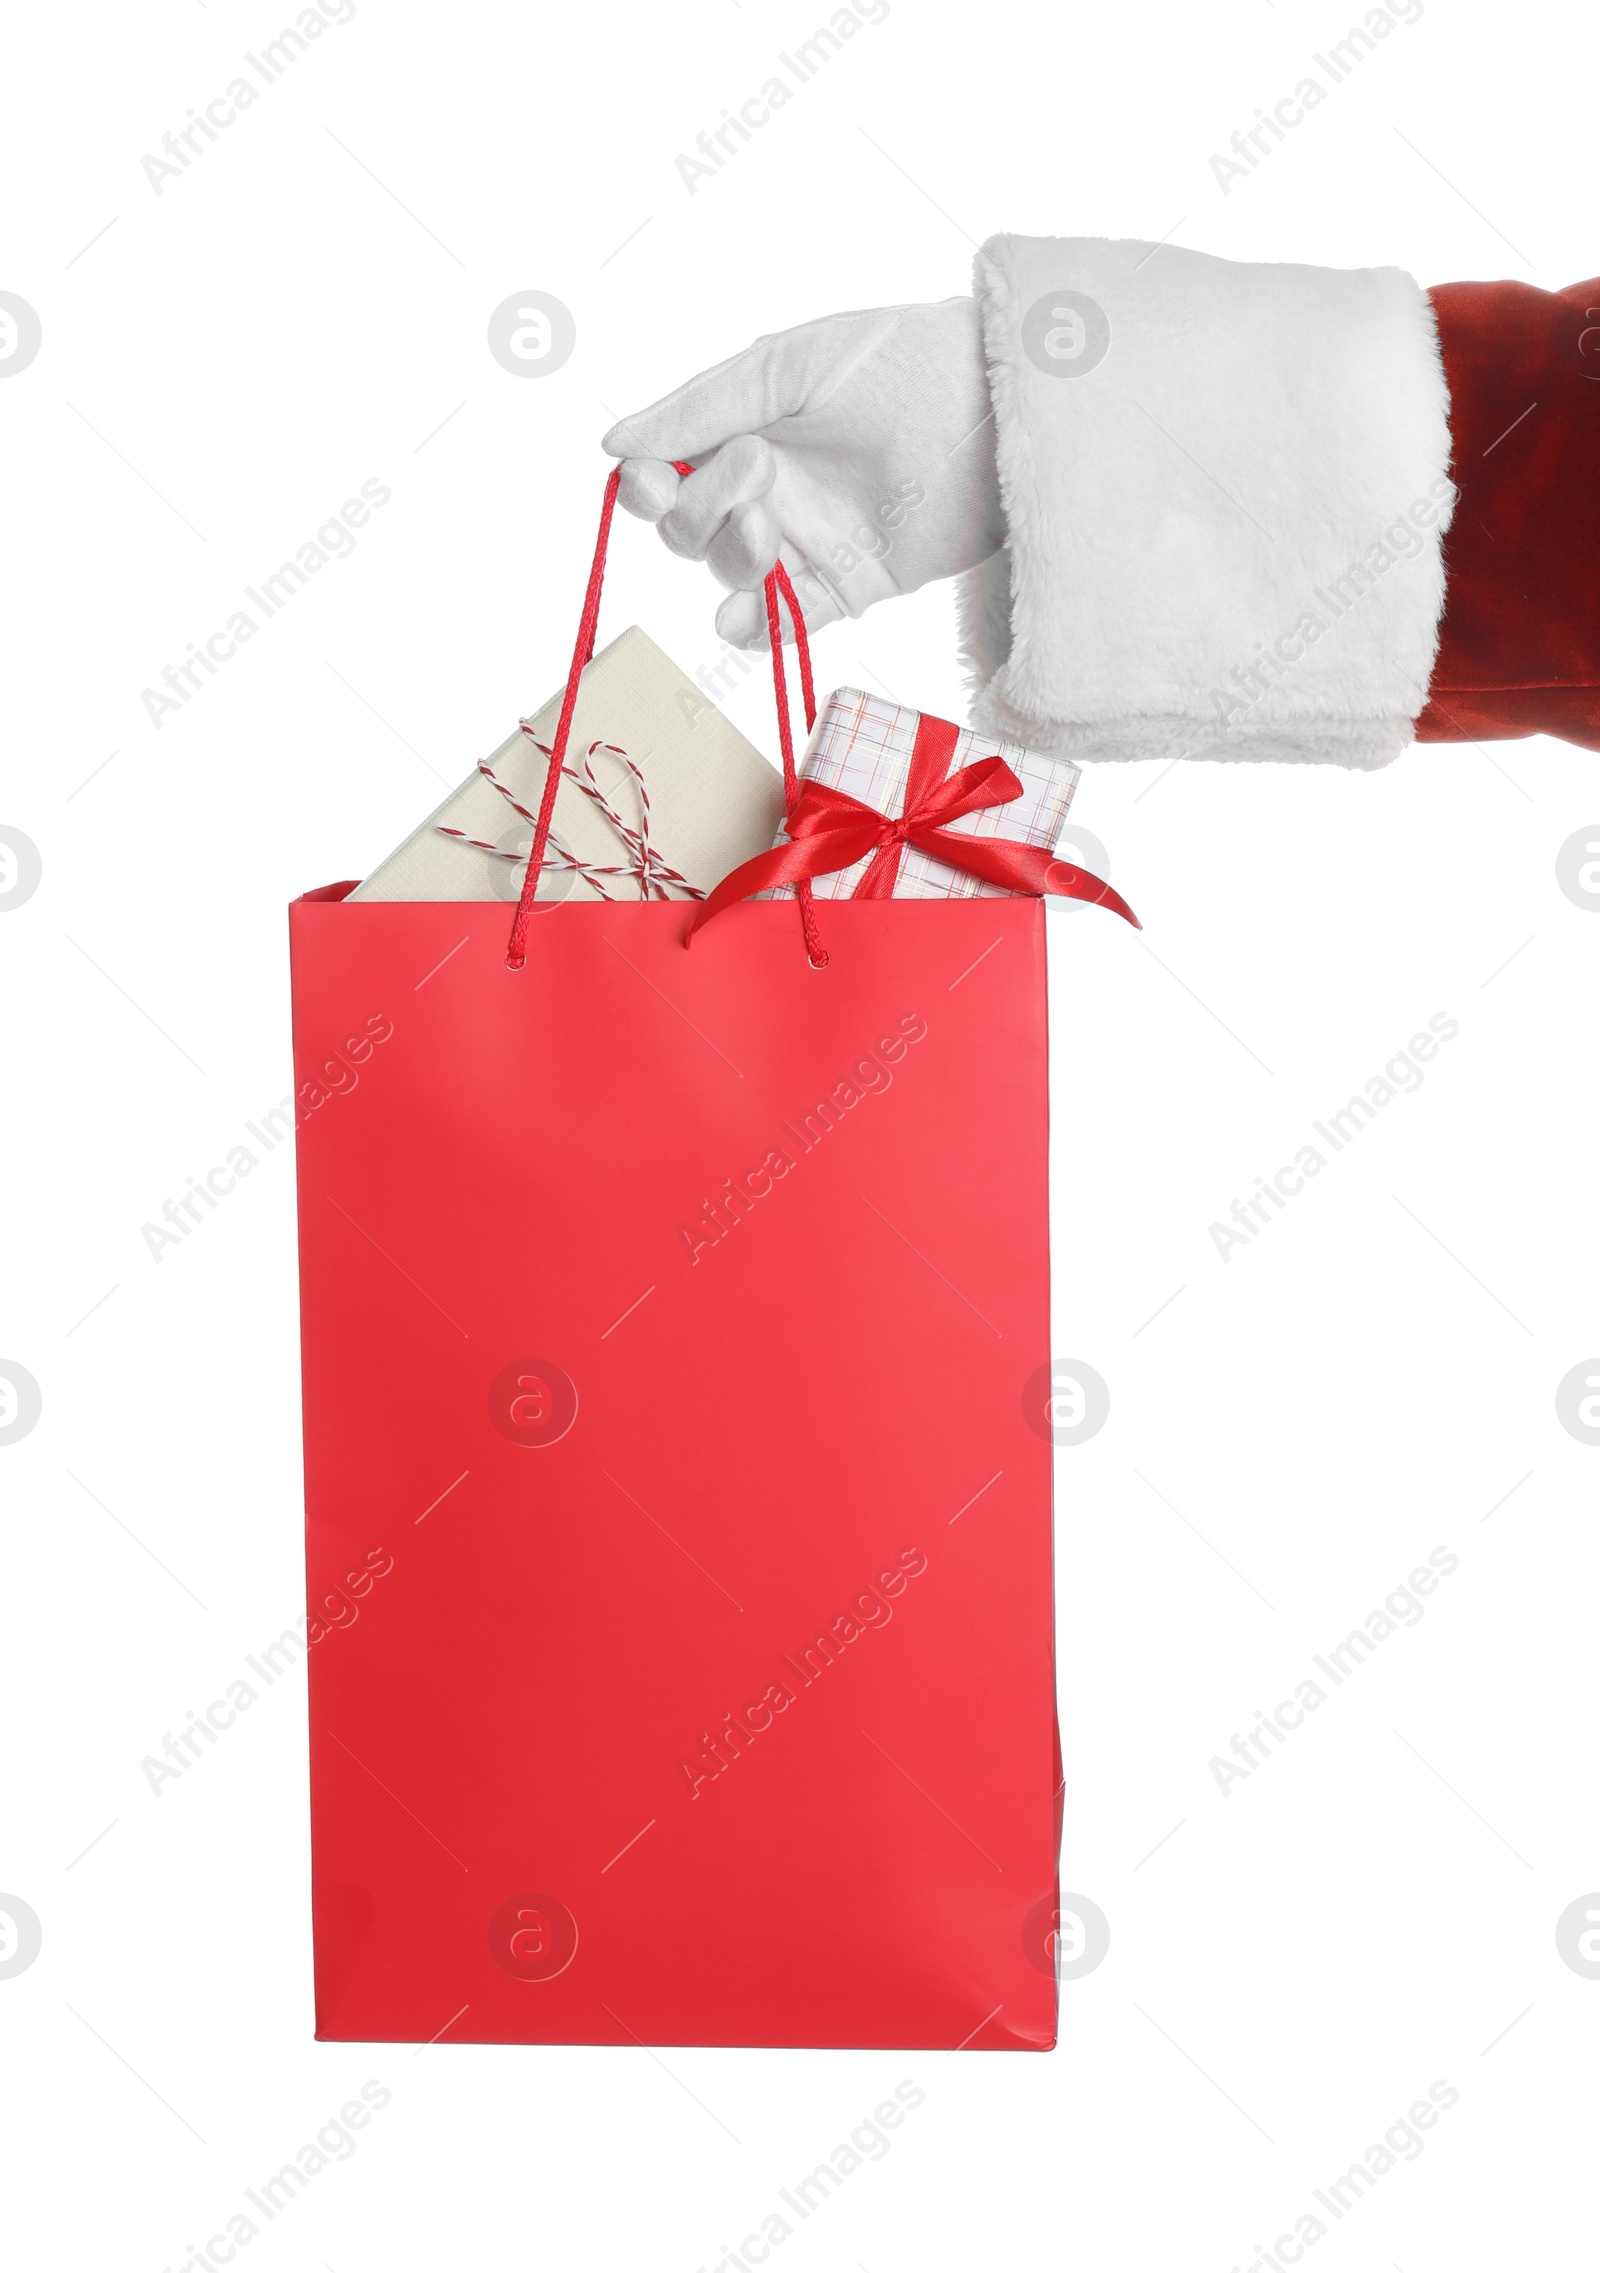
[601,307,886,466]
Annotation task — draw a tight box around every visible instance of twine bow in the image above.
[439,731,705,904]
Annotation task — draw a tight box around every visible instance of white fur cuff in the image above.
[961,235,1454,767]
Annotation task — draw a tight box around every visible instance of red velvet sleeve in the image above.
[1416,276,1600,751]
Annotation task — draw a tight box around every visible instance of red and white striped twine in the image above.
[438,730,706,904]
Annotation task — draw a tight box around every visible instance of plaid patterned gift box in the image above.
[781,687,1081,899]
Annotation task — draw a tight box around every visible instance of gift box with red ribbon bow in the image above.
[789,687,1082,900]
[689,681,1139,937]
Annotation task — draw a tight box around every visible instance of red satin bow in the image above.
[687,711,1140,938]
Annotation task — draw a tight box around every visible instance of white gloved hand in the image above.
[600,297,1004,649]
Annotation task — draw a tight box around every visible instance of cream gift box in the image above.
[781,687,1082,899]
[352,626,787,904]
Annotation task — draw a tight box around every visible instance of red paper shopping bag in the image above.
[293,893,1058,2049]
[289,472,1118,2050]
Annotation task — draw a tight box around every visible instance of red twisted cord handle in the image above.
[764,561,826,967]
[506,464,824,970]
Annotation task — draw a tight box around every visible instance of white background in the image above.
[3,1,1597,2266]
